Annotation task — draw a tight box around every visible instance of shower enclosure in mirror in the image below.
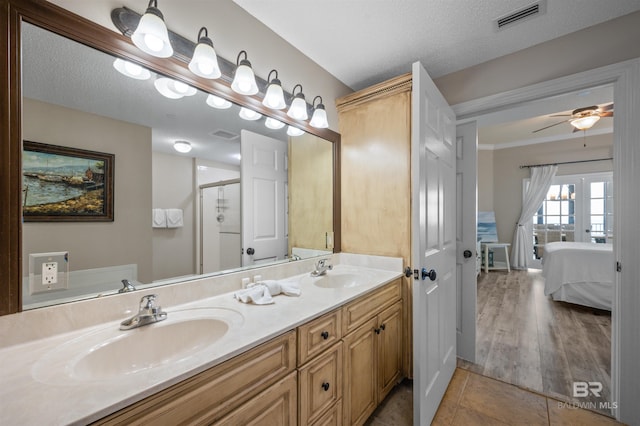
[17,18,338,311]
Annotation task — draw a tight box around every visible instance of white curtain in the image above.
[510,165,558,269]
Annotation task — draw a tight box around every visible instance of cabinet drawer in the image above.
[299,342,343,426]
[342,279,401,335]
[214,371,298,426]
[95,331,296,425]
[298,309,342,366]
[312,399,343,426]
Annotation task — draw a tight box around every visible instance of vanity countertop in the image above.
[0,255,402,425]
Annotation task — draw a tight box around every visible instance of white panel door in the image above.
[411,62,457,426]
[455,122,477,362]
[240,130,288,266]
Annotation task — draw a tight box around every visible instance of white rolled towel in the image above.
[234,284,274,305]
[166,209,183,228]
[260,280,301,297]
[152,209,167,228]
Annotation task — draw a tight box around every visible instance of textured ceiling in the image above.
[234,0,640,90]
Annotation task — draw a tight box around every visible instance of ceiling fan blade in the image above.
[549,114,571,117]
[532,119,570,133]
[600,102,614,112]
[600,111,614,117]
[573,127,582,133]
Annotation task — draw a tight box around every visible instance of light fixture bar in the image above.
[112,6,313,111]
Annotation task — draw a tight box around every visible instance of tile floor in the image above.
[365,368,624,425]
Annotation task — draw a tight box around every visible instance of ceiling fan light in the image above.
[173,140,192,153]
[287,125,305,137]
[113,58,151,80]
[571,115,600,130]
[131,0,173,58]
[206,94,232,109]
[231,51,259,95]
[239,107,262,121]
[188,27,221,79]
[265,117,285,129]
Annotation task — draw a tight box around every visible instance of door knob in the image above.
[246,247,255,255]
[421,268,437,281]
[463,249,473,258]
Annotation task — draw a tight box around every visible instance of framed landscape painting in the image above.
[22,141,114,222]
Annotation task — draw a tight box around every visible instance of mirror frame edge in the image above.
[0,0,341,316]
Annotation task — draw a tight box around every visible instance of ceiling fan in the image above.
[532,103,614,133]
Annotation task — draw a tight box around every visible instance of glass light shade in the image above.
[188,37,221,79]
[113,58,151,80]
[309,105,329,128]
[287,125,305,137]
[263,81,286,109]
[287,96,308,120]
[570,115,600,130]
[173,141,192,153]
[239,107,262,121]
[265,117,285,130]
[154,77,197,99]
[231,61,259,95]
[206,94,232,109]
[131,6,173,58]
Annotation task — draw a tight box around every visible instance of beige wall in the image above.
[288,133,333,252]
[479,134,613,247]
[152,151,196,281]
[436,11,640,105]
[22,98,153,282]
[47,0,353,131]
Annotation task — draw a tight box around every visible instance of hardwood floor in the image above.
[461,269,613,415]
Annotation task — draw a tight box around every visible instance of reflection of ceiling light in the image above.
[239,107,262,121]
[206,94,232,109]
[265,117,285,130]
[188,27,221,79]
[154,77,197,99]
[287,84,308,120]
[113,58,151,80]
[262,70,286,110]
[131,0,173,58]
[309,96,329,128]
[570,115,600,130]
[232,153,242,161]
[287,125,305,137]
[173,140,192,153]
[231,50,259,95]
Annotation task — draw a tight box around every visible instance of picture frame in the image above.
[22,141,114,222]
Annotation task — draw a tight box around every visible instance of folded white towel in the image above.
[166,208,183,228]
[234,280,301,304]
[152,209,167,228]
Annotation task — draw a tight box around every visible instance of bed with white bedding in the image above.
[542,241,613,311]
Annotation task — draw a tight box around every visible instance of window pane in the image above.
[547,216,561,224]
[547,201,560,215]
[591,199,604,215]
[591,182,604,198]
[548,185,560,200]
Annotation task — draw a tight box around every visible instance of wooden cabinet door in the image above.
[215,371,297,426]
[299,342,343,425]
[377,301,403,402]
[342,317,377,426]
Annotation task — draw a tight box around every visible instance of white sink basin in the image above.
[302,266,376,289]
[33,307,243,384]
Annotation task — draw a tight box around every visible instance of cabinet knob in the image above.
[380,324,386,331]
[322,382,330,391]
[321,331,329,340]
[375,328,381,334]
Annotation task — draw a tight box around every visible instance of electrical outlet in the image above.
[29,252,69,295]
[42,262,58,284]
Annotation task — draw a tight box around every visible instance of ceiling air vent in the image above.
[494,0,546,31]
[209,129,239,140]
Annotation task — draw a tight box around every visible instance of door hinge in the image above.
[413,269,419,280]
[616,261,622,272]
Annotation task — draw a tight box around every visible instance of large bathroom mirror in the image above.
[2,1,340,313]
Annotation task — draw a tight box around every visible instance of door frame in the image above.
[452,58,640,422]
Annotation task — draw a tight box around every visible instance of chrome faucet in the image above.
[118,279,136,293]
[311,258,333,277]
[290,254,302,261]
[120,294,167,330]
